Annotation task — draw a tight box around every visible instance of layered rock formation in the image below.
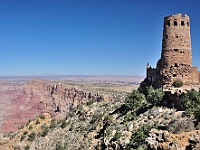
[0,78,103,135]
[0,81,24,135]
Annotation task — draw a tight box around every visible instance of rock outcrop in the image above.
[146,129,200,150]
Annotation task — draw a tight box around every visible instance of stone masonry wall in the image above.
[146,13,199,88]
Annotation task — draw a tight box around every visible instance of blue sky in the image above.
[1,0,200,76]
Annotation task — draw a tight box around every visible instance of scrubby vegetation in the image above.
[2,85,200,150]
[126,124,158,149]
[172,79,184,87]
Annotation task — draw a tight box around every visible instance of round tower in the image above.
[160,13,192,71]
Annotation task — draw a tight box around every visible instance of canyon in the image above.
[0,75,141,135]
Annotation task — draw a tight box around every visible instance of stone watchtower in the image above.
[146,13,199,88]
[160,14,192,70]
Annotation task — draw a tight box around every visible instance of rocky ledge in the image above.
[146,129,200,150]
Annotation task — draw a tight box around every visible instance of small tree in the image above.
[173,79,184,88]
[181,89,200,121]
[124,90,147,110]
[146,86,164,106]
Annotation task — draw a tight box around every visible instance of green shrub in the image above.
[24,145,30,150]
[50,119,57,129]
[77,104,83,111]
[69,124,74,131]
[65,115,69,120]
[41,127,49,137]
[18,125,24,129]
[104,115,114,125]
[23,131,28,135]
[28,132,36,142]
[39,114,45,119]
[126,124,158,149]
[146,86,164,106]
[36,119,40,124]
[173,79,184,87]
[113,131,122,141]
[29,125,33,130]
[124,111,136,123]
[87,99,95,106]
[69,111,75,117]
[60,120,67,129]
[20,135,26,141]
[56,141,64,150]
[37,132,41,137]
[181,89,200,122]
[124,90,147,110]
[90,113,103,124]
[88,122,98,131]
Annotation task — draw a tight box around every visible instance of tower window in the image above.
[181,21,185,26]
[176,36,178,38]
[174,49,178,52]
[187,22,189,26]
[174,21,177,26]
[167,20,170,26]
[175,63,178,67]
[165,35,168,39]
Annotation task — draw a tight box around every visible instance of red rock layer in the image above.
[0,79,103,134]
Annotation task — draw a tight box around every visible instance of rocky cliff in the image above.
[0,78,103,135]
[0,81,24,135]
